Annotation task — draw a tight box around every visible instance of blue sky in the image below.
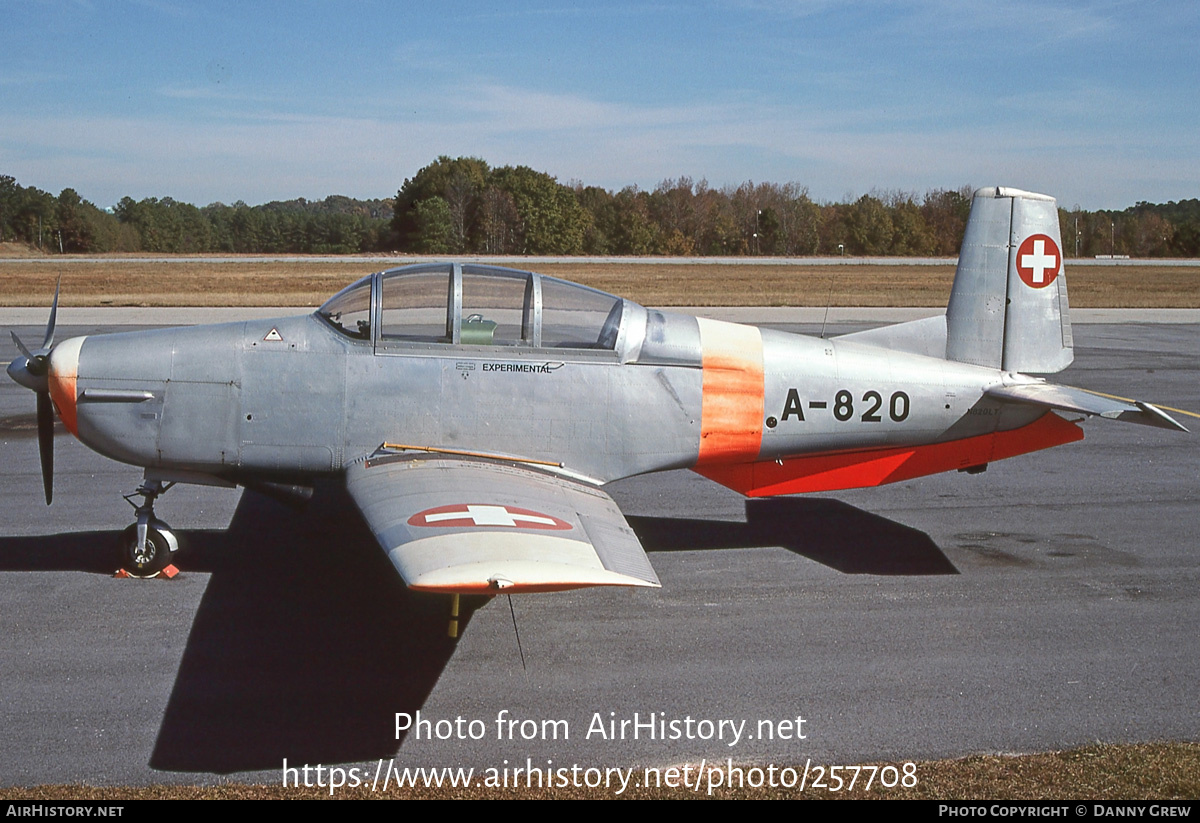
[1,1,1196,210]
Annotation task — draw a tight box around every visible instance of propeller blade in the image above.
[10,330,34,361]
[36,391,54,505]
[36,391,54,506]
[9,280,63,504]
[42,278,60,351]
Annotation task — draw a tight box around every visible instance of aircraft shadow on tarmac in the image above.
[0,488,952,774]
[145,486,487,774]
[629,497,957,576]
[0,486,484,774]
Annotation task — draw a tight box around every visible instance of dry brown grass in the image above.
[0,258,1196,308]
[4,743,1197,800]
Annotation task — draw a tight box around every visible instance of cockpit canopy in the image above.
[318,263,634,353]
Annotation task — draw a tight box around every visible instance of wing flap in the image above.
[345,455,659,593]
[985,383,1189,432]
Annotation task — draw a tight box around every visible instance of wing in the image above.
[345,454,660,594]
[985,383,1189,432]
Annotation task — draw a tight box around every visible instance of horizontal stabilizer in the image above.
[985,383,1189,432]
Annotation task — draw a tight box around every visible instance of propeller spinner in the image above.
[7,280,60,505]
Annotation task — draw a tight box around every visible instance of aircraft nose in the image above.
[7,353,45,392]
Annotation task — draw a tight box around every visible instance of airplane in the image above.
[6,186,1190,608]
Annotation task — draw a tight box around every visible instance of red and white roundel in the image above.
[1016,234,1061,289]
[408,504,572,530]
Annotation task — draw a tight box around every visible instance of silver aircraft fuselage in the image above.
[50,294,1056,497]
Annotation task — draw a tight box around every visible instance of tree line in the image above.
[0,176,392,254]
[3,163,1198,257]
[394,157,972,256]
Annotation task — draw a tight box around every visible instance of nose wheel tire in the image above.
[118,521,178,576]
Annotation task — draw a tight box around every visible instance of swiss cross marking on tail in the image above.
[1016,234,1061,289]
[408,504,572,530]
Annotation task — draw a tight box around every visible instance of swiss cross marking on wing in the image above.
[1016,234,1061,289]
[408,504,572,530]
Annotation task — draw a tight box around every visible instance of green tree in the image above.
[889,197,935,255]
[413,196,453,253]
[818,203,849,255]
[574,185,614,254]
[478,186,521,254]
[490,165,586,254]
[844,195,894,255]
[921,187,972,256]
[590,186,658,254]
[56,188,93,251]
[0,175,18,242]
[16,185,57,249]
[393,156,490,251]
[648,178,699,253]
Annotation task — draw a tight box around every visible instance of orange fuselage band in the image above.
[695,318,765,465]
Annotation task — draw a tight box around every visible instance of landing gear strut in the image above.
[118,480,179,576]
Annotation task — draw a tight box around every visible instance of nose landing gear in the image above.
[118,480,179,576]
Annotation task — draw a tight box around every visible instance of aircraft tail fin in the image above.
[946,187,1073,374]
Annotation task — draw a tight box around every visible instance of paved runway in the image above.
[0,317,1196,788]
